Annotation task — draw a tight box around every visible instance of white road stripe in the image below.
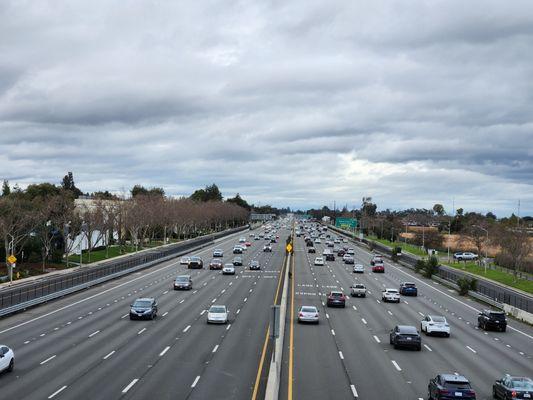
[121,314,128,319]
[159,346,170,357]
[179,299,185,304]
[236,309,241,314]
[418,311,425,316]
[350,384,358,398]
[373,335,381,343]
[331,329,335,336]
[361,318,367,325]
[162,311,169,317]
[244,297,248,302]
[138,328,146,335]
[339,351,344,359]
[191,375,201,388]
[352,305,357,311]
[387,310,393,316]
[40,355,57,365]
[122,379,139,393]
[212,345,219,353]
[103,350,115,359]
[466,345,477,354]
[424,344,432,352]
[183,325,191,333]
[376,299,381,304]
[88,330,100,338]
[391,360,402,371]
[326,313,330,319]
[48,385,67,399]
[226,324,231,330]
[200,310,206,315]
[163,290,169,294]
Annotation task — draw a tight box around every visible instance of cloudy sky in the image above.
[1,1,532,216]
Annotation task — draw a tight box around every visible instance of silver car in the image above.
[207,305,229,324]
[297,306,319,324]
[0,345,14,373]
[180,256,191,265]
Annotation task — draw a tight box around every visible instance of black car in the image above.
[478,309,507,332]
[428,374,476,399]
[129,298,158,320]
[325,253,335,261]
[493,375,533,399]
[173,275,192,290]
[233,257,243,266]
[389,325,421,351]
[250,260,261,270]
[187,256,203,269]
[306,240,314,247]
[399,282,418,296]
[337,249,346,257]
[308,247,316,253]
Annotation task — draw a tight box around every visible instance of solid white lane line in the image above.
[373,335,381,343]
[162,311,169,317]
[48,385,67,399]
[212,345,219,353]
[103,350,115,359]
[424,344,432,352]
[183,325,191,333]
[466,345,477,354]
[361,318,367,325]
[391,360,402,371]
[350,384,359,398]
[191,375,201,388]
[40,355,57,365]
[88,330,100,338]
[122,379,139,393]
[138,328,146,335]
[159,346,170,357]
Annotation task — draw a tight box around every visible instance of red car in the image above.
[326,291,346,307]
[245,242,252,247]
[372,263,385,273]
[209,260,223,270]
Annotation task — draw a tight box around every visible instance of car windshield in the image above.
[175,277,189,282]
[431,316,446,322]
[355,285,365,289]
[404,283,416,287]
[210,306,226,313]
[510,378,533,390]
[444,381,471,389]
[301,307,317,313]
[224,264,233,268]
[190,257,200,262]
[489,312,506,320]
[133,300,151,308]
[330,292,343,297]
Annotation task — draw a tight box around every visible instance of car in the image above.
[222,264,235,275]
[263,244,272,252]
[207,305,229,324]
[213,249,224,257]
[389,325,421,351]
[399,282,418,296]
[239,244,247,251]
[129,298,158,320]
[314,238,321,244]
[233,257,243,266]
[308,247,316,253]
[254,236,260,241]
[350,284,366,297]
[270,237,277,243]
[187,256,203,269]
[173,275,192,290]
[180,256,191,265]
[420,315,450,336]
[371,255,383,266]
[453,252,478,261]
[382,288,400,303]
[347,248,355,255]
[326,241,334,248]
[353,264,364,273]
[239,237,246,243]
[0,345,14,373]
[372,263,385,273]
[245,241,252,247]
[209,259,223,270]
[250,260,261,270]
[343,255,354,264]
[478,309,507,332]
[325,253,335,261]
[298,306,319,324]
[337,249,346,257]
[428,374,476,399]
[233,246,243,254]
[306,240,314,247]
[493,375,533,400]
[327,291,346,307]
[334,239,340,244]
[314,257,325,266]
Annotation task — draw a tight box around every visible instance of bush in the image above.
[415,259,426,273]
[423,256,439,278]
[457,277,477,295]
[368,242,375,252]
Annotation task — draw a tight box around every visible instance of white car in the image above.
[382,289,400,303]
[350,284,367,297]
[314,257,325,266]
[213,249,223,257]
[420,315,450,337]
[207,305,229,324]
[342,239,348,243]
[239,237,246,243]
[0,345,14,373]
[347,248,355,255]
[353,264,364,273]
[180,256,191,265]
[297,306,319,324]
[222,264,235,275]
[314,238,321,244]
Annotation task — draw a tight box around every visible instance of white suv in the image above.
[382,289,400,303]
[0,345,14,373]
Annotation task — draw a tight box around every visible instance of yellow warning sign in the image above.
[286,243,293,253]
[7,255,16,264]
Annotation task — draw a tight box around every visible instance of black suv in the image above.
[478,310,507,332]
[325,253,335,261]
[130,298,158,320]
[187,256,204,269]
[428,374,476,399]
[390,325,421,351]
[493,375,533,399]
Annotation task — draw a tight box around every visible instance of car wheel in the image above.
[501,326,506,332]
[129,316,134,320]
[445,333,450,338]
[492,387,497,399]
[417,345,421,351]
[7,358,14,372]
[362,294,366,298]
[393,343,398,349]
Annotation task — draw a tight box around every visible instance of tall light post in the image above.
[472,225,489,273]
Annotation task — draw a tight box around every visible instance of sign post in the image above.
[7,255,17,285]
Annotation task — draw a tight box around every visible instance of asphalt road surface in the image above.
[280,231,533,400]
[0,227,288,400]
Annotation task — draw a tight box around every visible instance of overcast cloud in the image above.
[1,0,532,216]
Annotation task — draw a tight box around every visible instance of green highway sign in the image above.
[335,217,357,230]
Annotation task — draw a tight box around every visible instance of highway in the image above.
[0,227,288,400]
[281,229,533,400]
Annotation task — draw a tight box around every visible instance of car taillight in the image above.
[299,312,304,317]
[438,389,449,395]
[511,390,517,398]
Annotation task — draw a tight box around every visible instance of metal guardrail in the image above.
[0,226,248,317]
[326,224,533,313]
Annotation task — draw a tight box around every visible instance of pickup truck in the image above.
[350,284,367,297]
[453,252,478,261]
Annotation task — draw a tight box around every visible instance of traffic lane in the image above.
[329,255,533,398]
[282,239,354,400]
[188,250,285,400]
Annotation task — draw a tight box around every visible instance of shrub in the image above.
[457,277,471,295]
[415,259,426,273]
[423,256,439,278]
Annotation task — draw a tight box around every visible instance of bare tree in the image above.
[497,227,532,280]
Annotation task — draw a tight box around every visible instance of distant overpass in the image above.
[250,213,276,221]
